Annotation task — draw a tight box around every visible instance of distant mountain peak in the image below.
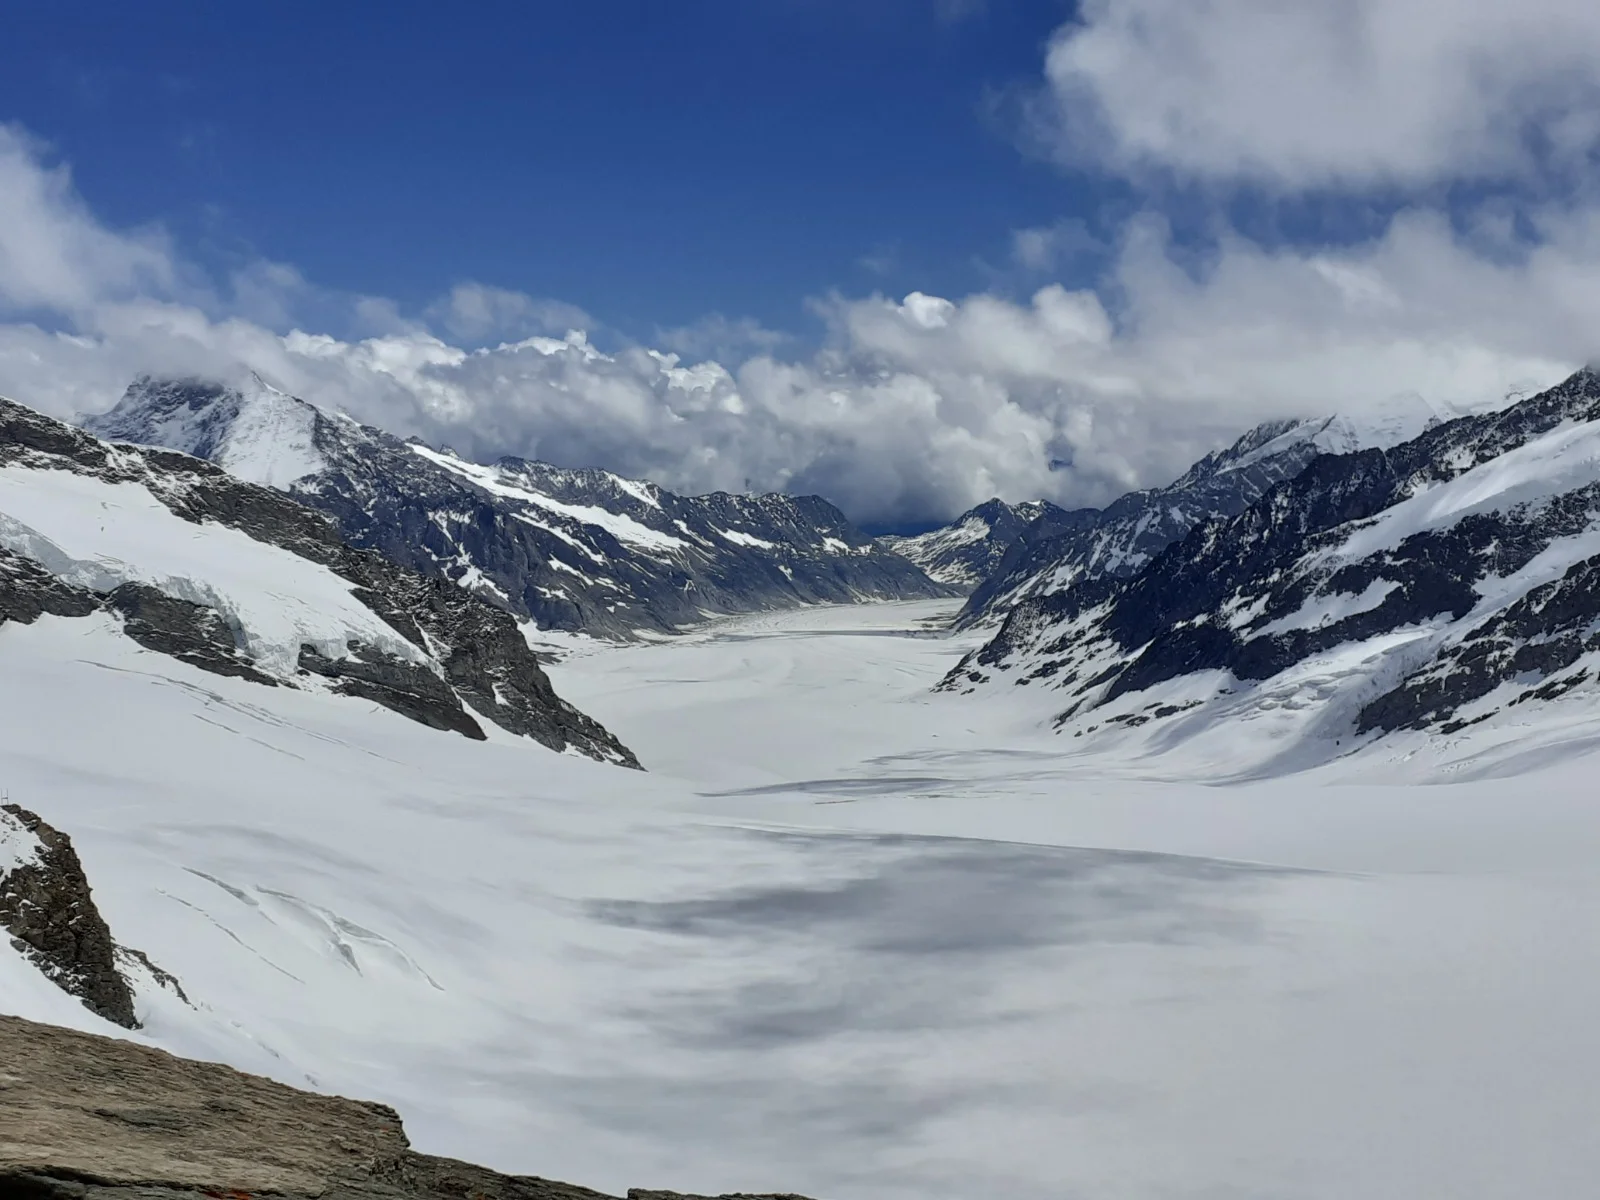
[85,375,955,638]
[942,367,1600,775]
[878,498,1074,590]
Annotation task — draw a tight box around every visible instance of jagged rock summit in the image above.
[0,1012,819,1200]
[85,375,956,639]
[955,407,1449,629]
[945,367,1600,770]
[877,497,1077,590]
[0,393,637,766]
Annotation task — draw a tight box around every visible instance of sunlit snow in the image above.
[3,600,1598,1199]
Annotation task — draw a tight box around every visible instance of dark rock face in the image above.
[1356,554,1600,734]
[0,548,101,625]
[298,643,486,740]
[945,367,1600,746]
[85,376,955,640]
[877,498,1079,591]
[0,805,138,1029]
[0,1012,820,1200]
[0,395,637,766]
[106,583,279,687]
[955,417,1386,628]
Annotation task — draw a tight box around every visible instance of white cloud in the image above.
[1040,0,1600,190]
[425,283,593,344]
[0,122,1593,531]
[655,313,791,362]
[1011,218,1101,272]
[0,125,175,317]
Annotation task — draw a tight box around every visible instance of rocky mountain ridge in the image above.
[877,497,1076,590]
[85,376,955,639]
[0,395,636,766]
[942,367,1600,768]
[954,410,1445,629]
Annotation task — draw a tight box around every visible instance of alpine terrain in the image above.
[877,498,1076,590]
[0,394,636,764]
[944,367,1600,776]
[955,406,1447,629]
[84,376,955,639]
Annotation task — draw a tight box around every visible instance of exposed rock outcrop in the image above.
[953,412,1438,629]
[0,1012,819,1200]
[106,583,278,687]
[0,806,138,1029]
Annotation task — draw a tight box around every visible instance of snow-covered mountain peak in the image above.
[878,498,1075,590]
[91,374,328,490]
[2,393,637,764]
[84,375,953,638]
[944,366,1600,776]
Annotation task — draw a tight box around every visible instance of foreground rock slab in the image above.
[0,1013,816,1200]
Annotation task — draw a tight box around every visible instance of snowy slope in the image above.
[5,600,1600,1200]
[957,404,1445,629]
[877,498,1077,590]
[944,367,1600,777]
[85,376,955,639]
[0,394,635,764]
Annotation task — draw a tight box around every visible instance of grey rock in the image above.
[0,806,138,1029]
[106,583,278,687]
[0,1012,820,1200]
[299,641,486,740]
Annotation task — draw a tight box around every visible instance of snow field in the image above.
[1,602,1589,1197]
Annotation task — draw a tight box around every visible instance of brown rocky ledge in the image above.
[0,1013,817,1200]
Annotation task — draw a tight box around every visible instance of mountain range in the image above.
[942,367,1600,774]
[84,376,955,640]
[951,408,1446,629]
[0,395,636,765]
[877,498,1073,589]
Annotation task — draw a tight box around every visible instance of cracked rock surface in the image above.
[0,1013,818,1200]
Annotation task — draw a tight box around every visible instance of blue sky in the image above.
[1,0,1106,343]
[2,1,1599,530]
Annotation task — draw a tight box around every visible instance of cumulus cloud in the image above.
[0,121,1593,530]
[425,283,594,345]
[1037,0,1600,190]
[0,124,175,317]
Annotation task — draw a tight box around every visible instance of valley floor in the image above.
[4,600,1598,1199]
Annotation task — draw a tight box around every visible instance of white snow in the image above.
[1254,578,1398,637]
[1334,416,1600,561]
[410,445,686,553]
[0,466,426,675]
[214,377,327,488]
[611,476,661,509]
[717,528,778,549]
[4,600,1599,1199]
[0,808,43,874]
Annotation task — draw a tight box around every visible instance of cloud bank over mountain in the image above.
[6,0,1600,529]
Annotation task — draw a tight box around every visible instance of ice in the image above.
[3,599,1596,1199]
